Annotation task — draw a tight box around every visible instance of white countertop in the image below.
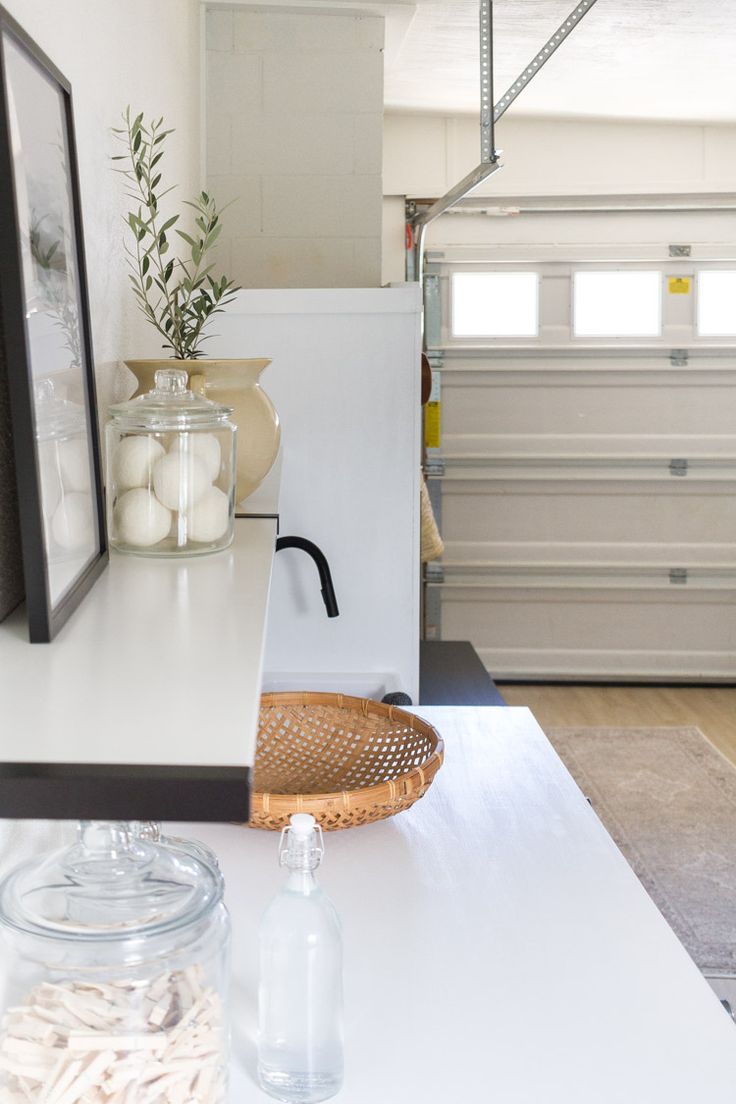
[176,706,736,1103]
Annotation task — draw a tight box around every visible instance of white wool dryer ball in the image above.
[152,452,209,511]
[58,437,92,492]
[51,492,94,551]
[113,435,165,491]
[186,486,230,543]
[170,433,221,483]
[115,488,171,547]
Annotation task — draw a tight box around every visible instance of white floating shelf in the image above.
[0,517,277,821]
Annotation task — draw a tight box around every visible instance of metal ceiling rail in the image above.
[409,0,600,236]
[479,0,494,163]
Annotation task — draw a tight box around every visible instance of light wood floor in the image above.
[497,684,736,768]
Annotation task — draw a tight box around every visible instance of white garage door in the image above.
[425,206,736,681]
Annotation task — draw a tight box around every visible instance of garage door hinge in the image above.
[425,457,445,477]
[669,458,688,476]
[669,568,688,585]
[670,349,689,367]
[669,244,691,257]
[425,562,445,583]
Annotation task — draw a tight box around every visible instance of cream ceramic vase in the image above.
[125,359,281,504]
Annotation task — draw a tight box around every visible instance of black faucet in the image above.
[274,536,339,618]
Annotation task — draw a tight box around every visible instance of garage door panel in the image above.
[442,375,736,438]
[444,539,736,568]
[441,433,736,460]
[439,587,736,665]
[441,483,736,546]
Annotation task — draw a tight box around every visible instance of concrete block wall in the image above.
[206,6,384,289]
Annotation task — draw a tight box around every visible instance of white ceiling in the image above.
[220,0,736,123]
[382,0,736,122]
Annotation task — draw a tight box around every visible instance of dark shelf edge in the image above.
[0,763,251,822]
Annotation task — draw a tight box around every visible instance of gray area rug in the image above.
[547,725,736,975]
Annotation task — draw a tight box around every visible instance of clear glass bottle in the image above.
[106,368,236,556]
[0,821,231,1104]
[258,814,344,1103]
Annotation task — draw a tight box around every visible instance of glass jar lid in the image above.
[0,822,223,941]
[109,368,233,431]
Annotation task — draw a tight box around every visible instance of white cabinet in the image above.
[209,287,423,703]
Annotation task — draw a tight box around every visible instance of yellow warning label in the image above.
[425,402,441,449]
[668,277,691,294]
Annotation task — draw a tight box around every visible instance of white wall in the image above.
[2,0,202,414]
[206,5,384,289]
[385,112,736,198]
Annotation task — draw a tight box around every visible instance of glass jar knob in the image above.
[153,367,189,394]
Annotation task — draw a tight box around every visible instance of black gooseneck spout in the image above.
[275,536,339,618]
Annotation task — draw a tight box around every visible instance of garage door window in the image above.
[451,272,539,337]
[573,271,662,337]
[697,271,736,336]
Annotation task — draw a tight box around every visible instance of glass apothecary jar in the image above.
[106,368,236,556]
[0,822,230,1104]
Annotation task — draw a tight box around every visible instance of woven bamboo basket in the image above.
[249,692,444,831]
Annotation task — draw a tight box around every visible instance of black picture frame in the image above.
[0,6,107,642]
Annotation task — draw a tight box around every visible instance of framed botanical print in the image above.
[0,5,107,642]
